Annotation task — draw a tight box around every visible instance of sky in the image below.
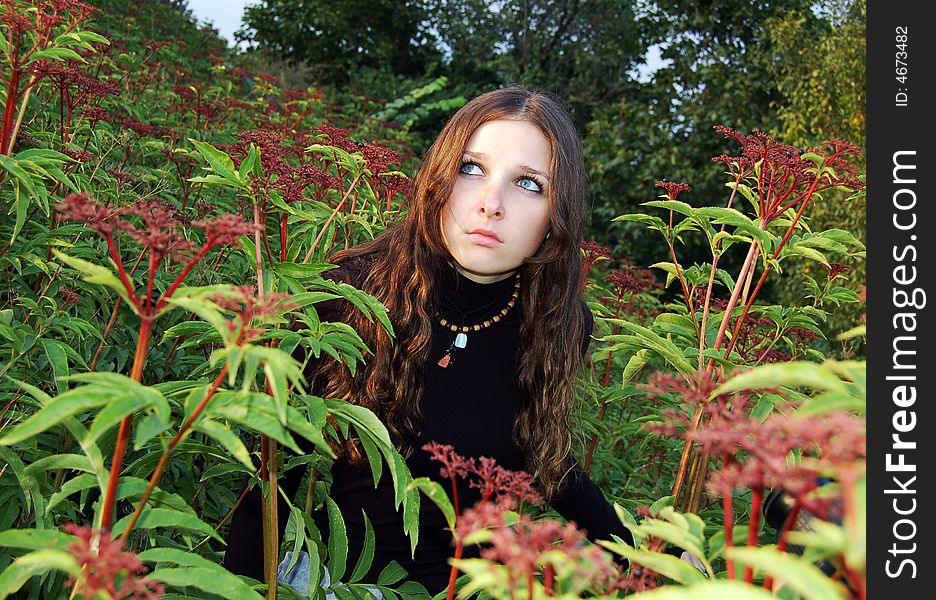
[186,0,252,48]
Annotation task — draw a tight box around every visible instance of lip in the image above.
[467,229,503,247]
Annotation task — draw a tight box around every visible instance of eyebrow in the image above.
[463,151,551,180]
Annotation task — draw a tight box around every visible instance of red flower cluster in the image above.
[57,191,117,235]
[228,130,338,203]
[580,240,611,290]
[691,283,729,311]
[642,370,865,519]
[56,193,255,315]
[712,125,864,224]
[64,523,164,599]
[194,213,257,247]
[655,180,692,201]
[456,500,621,592]
[606,263,656,296]
[209,285,296,343]
[422,441,544,508]
[824,262,850,281]
[120,199,192,264]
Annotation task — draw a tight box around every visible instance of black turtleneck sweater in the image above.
[224,263,632,593]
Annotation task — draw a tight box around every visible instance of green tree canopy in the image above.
[237,0,442,85]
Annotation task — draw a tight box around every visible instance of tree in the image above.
[237,0,442,86]
[583,0,821,271]
[766,0,866,341]
[426,0,645,127]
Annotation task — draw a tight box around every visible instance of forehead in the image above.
[464,119,551,167]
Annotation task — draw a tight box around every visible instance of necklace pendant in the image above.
[454,332,468,349]
[437,352,453,368]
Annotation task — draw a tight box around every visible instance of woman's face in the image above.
[441,119,552,284]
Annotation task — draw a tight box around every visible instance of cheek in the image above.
[519,205,551,251]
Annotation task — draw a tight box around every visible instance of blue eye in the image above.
[518,177,543,193]
[459,162,483,175]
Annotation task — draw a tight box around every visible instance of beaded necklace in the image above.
[435,272,520,368]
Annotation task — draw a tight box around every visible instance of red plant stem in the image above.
[671,233,757,505]
[280,213,288,262]
[706,238,759,373]
[446,540,464,600]
[120,362,230,541]
[696,176,740,369]
[527,571,534,600]
[253,202,265,302]
[144,250,157,311]
[1,64,21,156]
[721,176,821,359]
[450,475,461,517]
[543,564,555,595]
[762,501,801,590]
[262,434,279,600]
[100,315,153,530]
[666,211,696,323]
[743,486,764,584]
[301,171,364,264]
[839,553,866,600]
[103,234,142,312]
[154,241,213,312]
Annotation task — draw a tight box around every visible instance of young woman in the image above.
[224,86,633,594]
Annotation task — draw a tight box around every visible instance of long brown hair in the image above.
[315,86,588,499]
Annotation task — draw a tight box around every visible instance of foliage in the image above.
[765,0,866,338]
[0,1,866,599]
[1,0,420,597]
[238,0,442,87]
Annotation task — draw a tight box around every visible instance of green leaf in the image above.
[40,339,69,395]
[111,508,223,542]
[239,144,260,181]
[0,549,80,597]
[349,510,376,583]
[727,546,850,600]
[618,580,776,600]
[193,419,254,469]
[273,262,335,280]
[406,477,455,531]
[714,361,848,396]
[376,561,407,586]
[326,496,348,583]
[149,568,263,599]
[598,542,707,584]
[604,320,695,376]
[644,199,696,216]
[627,519,712,577]
[87,385,169,444]
[53,250,135,311]
[25,47,84,63]
[0,529,73,552]
[206,390,303,454]
[0,387,108,445]
[24,453,93,477]
[139,548,263,599]
[190,139,240,184]
[695,207,769,246]
[620,349,650,384]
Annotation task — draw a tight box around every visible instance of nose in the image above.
[479,182,504,218]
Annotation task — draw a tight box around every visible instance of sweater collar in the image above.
[437,266,520,321]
